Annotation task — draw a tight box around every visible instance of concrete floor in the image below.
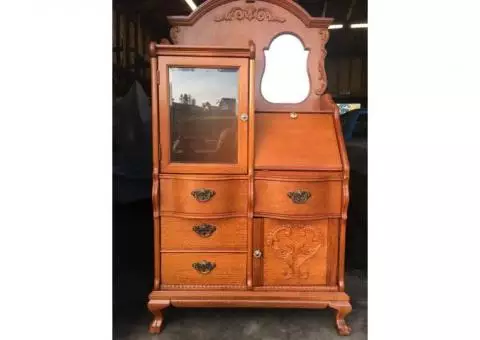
[113,271,367,340]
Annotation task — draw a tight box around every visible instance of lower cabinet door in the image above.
[253,218,339,288]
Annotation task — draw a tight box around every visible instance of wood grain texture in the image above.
[254,178,342,217]
[160,217,247,251]
[161,253,247,286]
[159,177,248,216]
[255,113,343,170]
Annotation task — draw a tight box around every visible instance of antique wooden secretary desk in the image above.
[148,0,352,335]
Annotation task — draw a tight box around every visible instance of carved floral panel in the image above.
[265,222,327,284]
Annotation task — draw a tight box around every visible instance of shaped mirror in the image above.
[261,33,310,104]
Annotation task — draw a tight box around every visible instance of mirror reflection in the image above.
[169,67,239,164]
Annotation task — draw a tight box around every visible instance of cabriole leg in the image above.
[147,300,170,334]
[329,301,352,336]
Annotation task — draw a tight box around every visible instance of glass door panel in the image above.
[158,56,249,174]
[169,67,239,164]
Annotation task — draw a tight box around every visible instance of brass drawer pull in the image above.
[287,190,312,204]
[192,260,216,274]
[191,188,216,202]
[192,224,217,238]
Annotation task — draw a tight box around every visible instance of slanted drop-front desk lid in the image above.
[254,112,343,171]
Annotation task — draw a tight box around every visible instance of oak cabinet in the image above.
[148,0,352,336]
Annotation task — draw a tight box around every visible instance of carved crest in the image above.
[214,6,286,23]
[266,223,325,279]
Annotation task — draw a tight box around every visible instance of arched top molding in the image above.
[168,0,332,28]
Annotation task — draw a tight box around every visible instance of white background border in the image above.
[1,0,480,339]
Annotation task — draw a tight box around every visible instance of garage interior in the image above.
[113,0,367,339]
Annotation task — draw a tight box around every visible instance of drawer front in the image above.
[255,218,339,287]
[161,253,246,287]
[254,179,342,217]
[161,217,247,250]
[160,177,248,216]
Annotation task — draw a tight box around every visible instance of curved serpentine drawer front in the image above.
[161,217,247,251]
[159,176,248,217]
[254,178,343,218]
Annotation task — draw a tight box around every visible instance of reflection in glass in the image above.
[169,67,238,164]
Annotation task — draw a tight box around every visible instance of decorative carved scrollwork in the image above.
[192,260,216,274]
[287,190,312,204]
[214,6,286,23]
[315,29,330,95]
[192,223,217,238]
[191,188,216,202]
[266,223,325,279]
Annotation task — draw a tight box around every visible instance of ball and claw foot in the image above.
[330,301,352,336]
[336,318,352,336]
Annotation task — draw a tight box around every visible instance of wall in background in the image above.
[326,55,367,106]
[113,7,154,98]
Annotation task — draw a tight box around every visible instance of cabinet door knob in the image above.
[240,113,249,121]
[253,249,263,258]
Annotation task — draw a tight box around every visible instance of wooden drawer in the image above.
[254,177,342,218]
[161,217,247,250]
[159,176,248,217]
[161,253,246,287]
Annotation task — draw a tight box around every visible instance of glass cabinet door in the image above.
[158,57,249,174]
